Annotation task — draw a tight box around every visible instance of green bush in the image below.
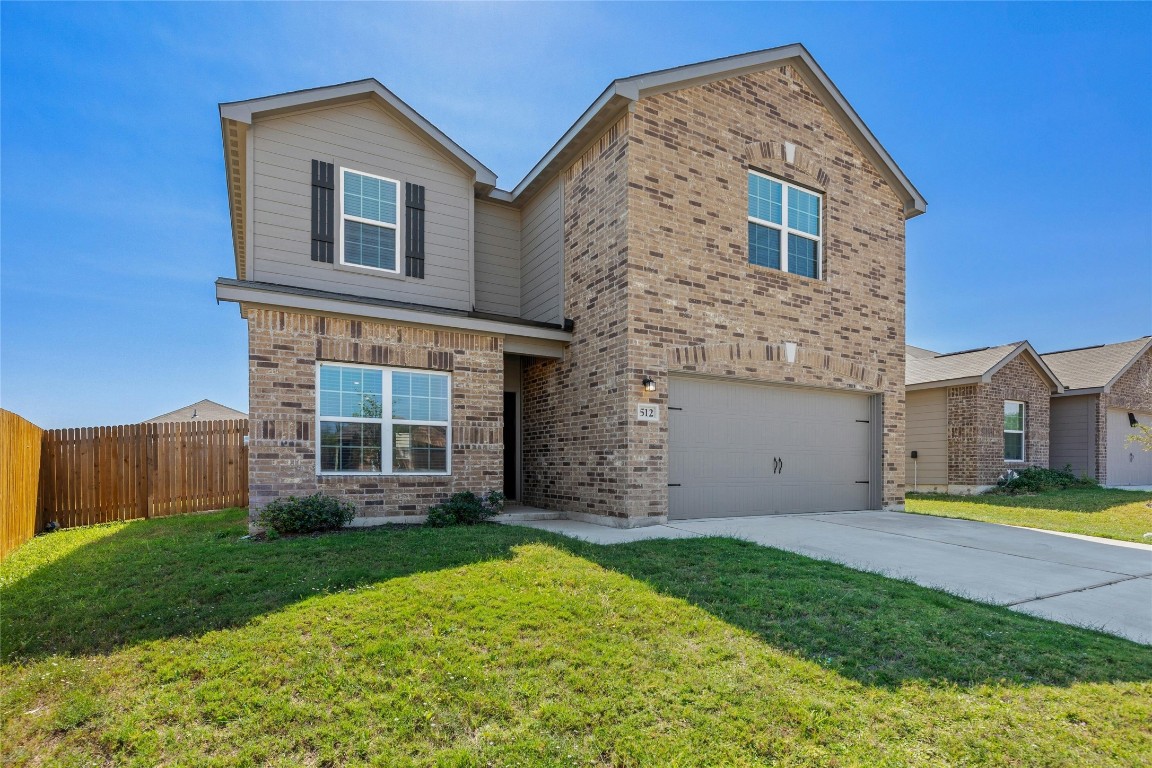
[257,493,356,534]
[990,465,1099,495]
[425,490,505,527]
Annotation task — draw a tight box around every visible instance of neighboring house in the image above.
[145,399,247,423]
[215,44,926,529]
[905,343,1063,493]
[1041,337,1152,486]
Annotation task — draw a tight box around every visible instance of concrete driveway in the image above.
[508,510,1152,644]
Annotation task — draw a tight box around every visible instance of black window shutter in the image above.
[405,182,425,278]
[311,160,335,263]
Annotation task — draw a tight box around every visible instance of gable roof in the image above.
[906,342,1063,392]
[511,44,927,216]
[905,345,940,360]
[145,399,247,423]
[1041,336,1152,393]
[219,79,497,187]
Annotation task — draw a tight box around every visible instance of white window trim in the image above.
[1004,400,1026,463]
[747,169,822,279]
[315,362,452,476]
[337,167,402,275]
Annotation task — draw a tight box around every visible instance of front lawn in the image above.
[906,488,1152,543]
[2,510,1150,766]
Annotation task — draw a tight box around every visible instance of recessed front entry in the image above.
[503,392,518,500]
[668,376,877,519]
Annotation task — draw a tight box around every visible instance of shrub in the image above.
[425,490,505,527]
[989,465,1099,495]
[257,493,356,535]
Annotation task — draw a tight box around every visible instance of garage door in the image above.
[1107,409,1152,486]
[668,377,877,519]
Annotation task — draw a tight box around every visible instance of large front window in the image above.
[747,171,822,278]
[1004,401,1026,462]
[340,168,400,272]
[318,363,450,474]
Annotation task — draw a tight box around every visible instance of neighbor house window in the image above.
[340,168,400,272]
[1004,401,1026,462]
[747,170,822,278]
[317,363,450,474]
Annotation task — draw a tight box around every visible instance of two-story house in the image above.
[216,44,926,529]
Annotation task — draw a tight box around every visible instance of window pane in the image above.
[1004,432,1024,461]
[1004,402,1024,431]
[748,222,781,269]
[319,422,382,472]
[392,371,449,423]
[788,187,821,236]
[344,220,396,271]
[393,425,448,472]
[344,171,397,225]
[787,235,818,278]
[748,174,782,224]
[319,363,383,418]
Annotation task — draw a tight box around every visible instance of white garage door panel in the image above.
[668,377,874,519]
[1107,409,1152,486]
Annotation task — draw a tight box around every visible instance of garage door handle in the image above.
[855,480,869,484]
[668,483,681,487]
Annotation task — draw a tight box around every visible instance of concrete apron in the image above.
[504,510,1152,645]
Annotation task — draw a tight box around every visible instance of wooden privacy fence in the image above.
[1,409,44,559]
[38,419,249,529]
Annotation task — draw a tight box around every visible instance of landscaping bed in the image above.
[2,510,1150,766]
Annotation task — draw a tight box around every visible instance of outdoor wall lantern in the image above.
[642,377,656,392]
[1130,412,1139,427]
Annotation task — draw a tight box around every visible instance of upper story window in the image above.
[317,362,450,475]
[340,168,400,273]
[1004,401,1026,462]
[747,171,822,279]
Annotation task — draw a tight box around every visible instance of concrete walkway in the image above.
[505,510,1152,644]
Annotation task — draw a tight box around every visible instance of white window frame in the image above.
[747,169,823,279]
[1004,400,1026,463]
[337,167,402,274]
[315,362,452,476]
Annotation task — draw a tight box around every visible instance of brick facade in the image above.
[521,65,908,524]
[944,355,1052,489]
[246,307,503,525]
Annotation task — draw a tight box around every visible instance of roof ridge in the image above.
[1041,336,1151,356]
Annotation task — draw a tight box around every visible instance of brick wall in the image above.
[624,66,907,512]
[523,65,909,523]
[977,355,1051,483]
[520,121,633,522]
[946,385,979,485]
[246,307,503,525]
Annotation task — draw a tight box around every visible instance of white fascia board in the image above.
[219,79,497,189]
[215,280,573,344]
[906,377,981,391]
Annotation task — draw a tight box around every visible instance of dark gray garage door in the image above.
[668,376,877,519]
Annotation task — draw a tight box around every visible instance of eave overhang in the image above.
[215,278,573,354]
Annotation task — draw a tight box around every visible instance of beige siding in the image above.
[520,177,563,323]
[906,388,948,488]
[474,200,521,316]
[250,100,474,311]
[1050,395,1097,479]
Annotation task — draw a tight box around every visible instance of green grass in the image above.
[2,510,1150,766]
[906,487,1152,543]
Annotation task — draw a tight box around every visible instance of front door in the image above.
[503,392,517,499]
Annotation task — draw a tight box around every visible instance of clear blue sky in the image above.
[2,2,1150,428]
